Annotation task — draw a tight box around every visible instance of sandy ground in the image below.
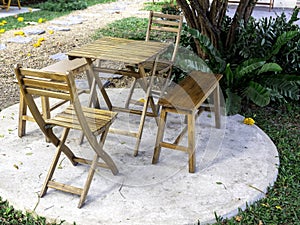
[0,0,149,110]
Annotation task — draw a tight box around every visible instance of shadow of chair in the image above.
[14,63,118,208]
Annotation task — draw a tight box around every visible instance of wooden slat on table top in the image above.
[67,37,170,64]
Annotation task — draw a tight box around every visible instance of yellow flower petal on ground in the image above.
[275,205,282,210]
[38,18,46,23]
[27,53,31,56]
[38,37,45,42]
[33,42,41,48]
[14,30,25,36]
[17,17,24,22]
[2,20,7,24]
[138,98,145,103]
[0,29,5,33]
[243,117,255,125]
[0,23,4,26]
[48,30,54,34]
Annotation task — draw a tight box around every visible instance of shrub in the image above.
[37,0,88,12]
[227,7,300,74]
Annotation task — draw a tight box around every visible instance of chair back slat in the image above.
[145,11,183,62]
[23,78,70,92]
[26,88,72,101]
[151,19,180,28]
[151,26,180,33]
[17,66,72,101]
[20,68,69,81]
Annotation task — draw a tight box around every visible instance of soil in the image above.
[0,0,148,111]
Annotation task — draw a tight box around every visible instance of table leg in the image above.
[85,58,112,110]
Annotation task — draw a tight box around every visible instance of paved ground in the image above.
[0,6,39,18]
[0,88,279,225]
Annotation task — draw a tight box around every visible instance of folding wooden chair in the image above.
[17,58,89,139]
[14,63,118,208]
[125,10,184,108]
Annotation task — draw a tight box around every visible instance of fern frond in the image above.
[258,63,282,74]
[244,81,270,107]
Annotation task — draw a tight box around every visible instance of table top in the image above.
[67,37,170,65]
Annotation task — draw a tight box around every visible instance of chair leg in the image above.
[78,127,117,208]
[213,84,221,129]
[17,0,21,9]
[5,0,10,10]
[78,154,99,208]
[125,78,137,108]
[40,128,70,197]
[187,113,196,173]
[152,108,167,164]
[18,92,27,138]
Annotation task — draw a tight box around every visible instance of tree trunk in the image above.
[225,0,258,48]
[176,0,257,57]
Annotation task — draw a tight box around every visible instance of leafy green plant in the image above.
[143,0,175,12]
[37,0,88,12]
[228,7,300,74]
[0,196,53,224]
[186,27,300,114]
[224,60,282,114]
[161,3,181,15]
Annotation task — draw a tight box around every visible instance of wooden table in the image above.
[67,37,170,156]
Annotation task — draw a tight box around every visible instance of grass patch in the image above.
[0,196,62,224]
[93,17,178,42]
[0,0,116,32]
[143,0,174,12]
[93,17,148,40]
[1,11,70,31]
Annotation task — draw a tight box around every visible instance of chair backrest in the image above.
[145,11,183,62]
[14,64,89,137]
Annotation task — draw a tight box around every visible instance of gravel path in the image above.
[0,0,149,110]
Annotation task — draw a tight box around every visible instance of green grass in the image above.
[0,0,116,32]
[0,196,65,225]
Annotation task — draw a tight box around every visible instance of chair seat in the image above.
[47,105,117,134]
[142,60,173,74]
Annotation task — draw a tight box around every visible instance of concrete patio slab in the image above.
[0,88,279,225]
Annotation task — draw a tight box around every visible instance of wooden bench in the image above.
[17,58,89,138]
[152,71,222,173]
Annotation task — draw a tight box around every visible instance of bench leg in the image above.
[152,108,168,164]
[187,113,196,173]
[18,92,27,138]
[213,84,221,129]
